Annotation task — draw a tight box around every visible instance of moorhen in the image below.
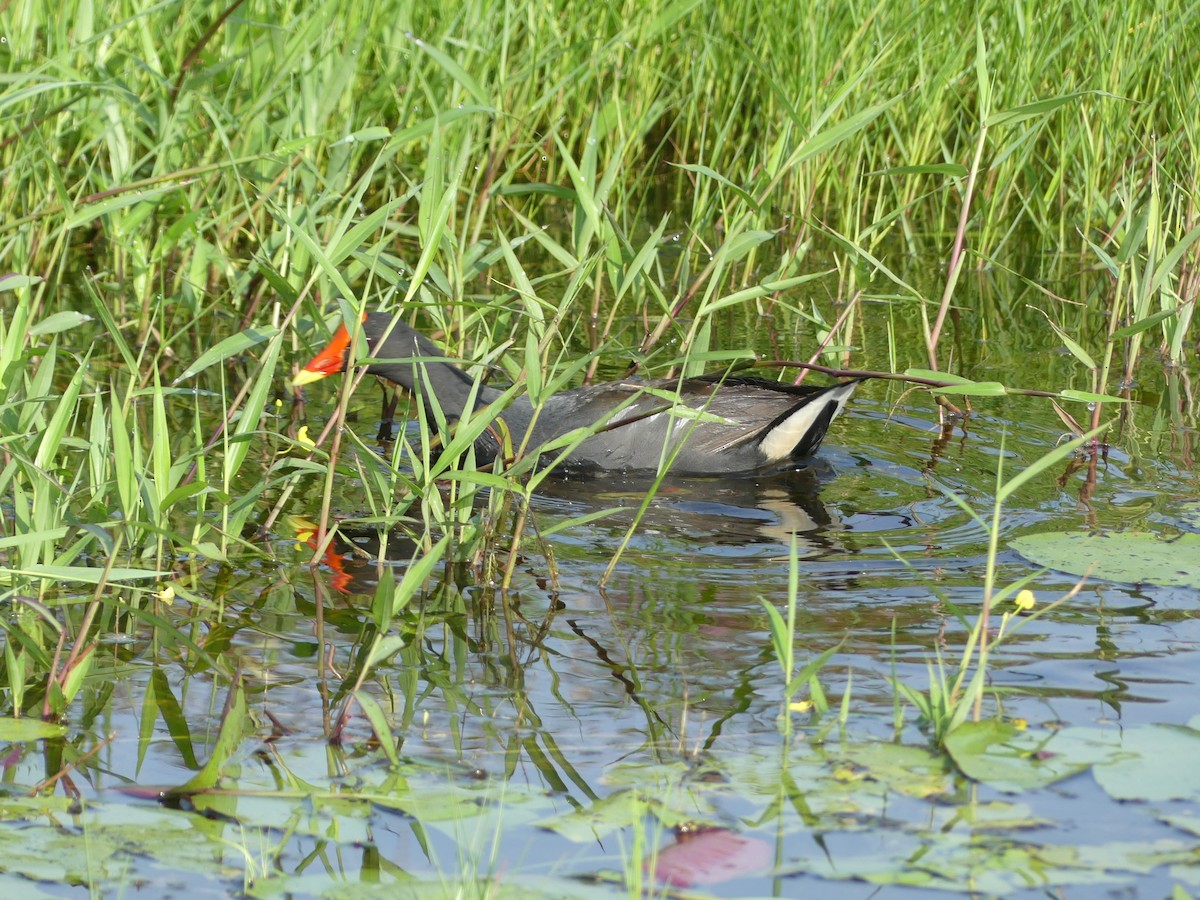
[292,312,859,475]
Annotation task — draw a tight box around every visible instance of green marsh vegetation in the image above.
[1,0,1199,894]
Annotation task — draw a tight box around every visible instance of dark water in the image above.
[8,268,1200,896]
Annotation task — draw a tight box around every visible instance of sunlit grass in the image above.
[0,6,1198,893]
[0,0,1193,678]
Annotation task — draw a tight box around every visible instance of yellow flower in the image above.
[1014,589,1036,611]
[297,426,316,450]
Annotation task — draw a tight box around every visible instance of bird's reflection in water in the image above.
[533,461,847,552]
[293,461,850,595]
[290,517,422,596]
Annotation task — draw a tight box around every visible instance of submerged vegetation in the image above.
[1,0,1198,894]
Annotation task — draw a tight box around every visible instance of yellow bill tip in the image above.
[291,367,328,388]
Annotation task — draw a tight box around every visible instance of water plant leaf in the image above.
[840,742,952,798]
[539,790,650,841]
[33,345,86,470]
[869,163,969,177]
[705,270,830,313]
[929,381,1007,397]
[645,0,705,39]
[66,183,190,229]
[389,534,449,618]
[29,312,92,335]
[672,163,759,207]
[172,326,280,384]
[1110,307,1179,339]
[1029,306,1097,369]
[1161,813,1200,840]
[353,690,401,767]
[0,274,44,292]
[717,229,780,266]
[904,368,971,383]
[1150,220,1200,296]
[985,91,1092,127]
[147,666,198,769]
[1084,233,1120,277]
[0,717,67,741]
[945,721,1091,792]
[406,33,490,107]
[1057,389,1129,404]
[615,213,671,301]
[375,780,543,829]
[783,99,895,169]
[1092,724,1200,802]
[339,125,391,144]
[176,679,251,793]
[1010,531,1200,589]
[0,806,222,886]
[1,565,167,583]
[0,527,74,551]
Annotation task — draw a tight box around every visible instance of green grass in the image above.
[1,2,1198,891]
[4,0,1198,314]
[0,0,1194,673]
[0,0,1194,679]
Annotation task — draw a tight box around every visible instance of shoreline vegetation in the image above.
[1,1,1198,894]
[5,0,1194,575]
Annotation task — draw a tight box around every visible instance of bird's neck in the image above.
[370,330,500,420]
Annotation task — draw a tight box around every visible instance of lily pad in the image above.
[839,741,953,798]
[1010,531,1200,589]
[945,722,1125,793]
[1092,725,1200,802]
[540,790,682,842]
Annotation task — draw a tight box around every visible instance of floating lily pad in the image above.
[539,789,685,842]
[946,722,1127,793]
[1010,531,1200,589]
[839,741,952,798]
[1160,813,1200,837]
[1092,724,1200,802]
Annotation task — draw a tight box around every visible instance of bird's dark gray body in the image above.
[308,313,859,475]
